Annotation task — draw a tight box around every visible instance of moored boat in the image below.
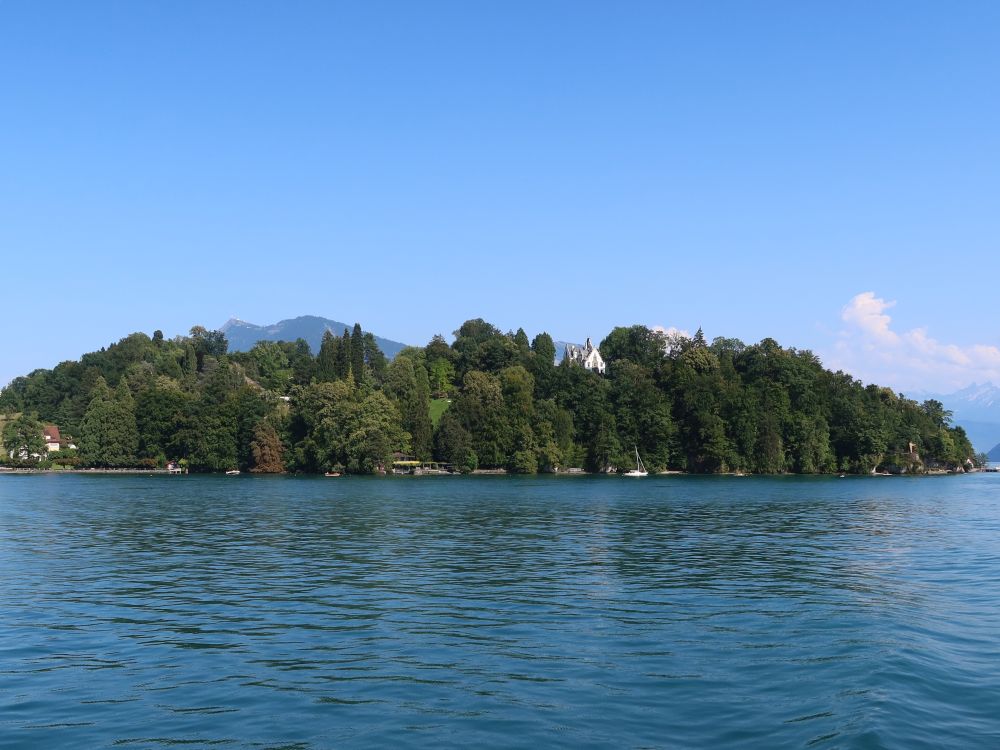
[623,447,648,477]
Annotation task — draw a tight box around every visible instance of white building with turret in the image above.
[563,338,606,375]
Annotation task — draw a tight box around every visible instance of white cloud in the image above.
[651,325,692,355]
[841,292,899,344]
[651,325,691,339]
[827,292,1000,392]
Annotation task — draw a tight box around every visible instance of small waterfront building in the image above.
[43,425,61,453]
[563,338,606,375]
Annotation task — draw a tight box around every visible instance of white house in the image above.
[43,425,62,453]
[563,338,606,375]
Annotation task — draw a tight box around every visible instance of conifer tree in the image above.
[350,323,365,384]
[362,333,388,383]
[79,377,138,467]
[411,364,433,459]
[183,343,198,379]
[530,332,556,366]
[513,328,531,359]
[337,329,352,379]
[316,330,339,382]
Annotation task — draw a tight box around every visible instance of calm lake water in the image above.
[2,474,1000,749]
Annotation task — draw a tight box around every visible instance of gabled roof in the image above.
[43,425,60,443]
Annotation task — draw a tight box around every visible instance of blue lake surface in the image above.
[2,473,1000,748]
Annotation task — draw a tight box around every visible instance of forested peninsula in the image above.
[0,320,978,475]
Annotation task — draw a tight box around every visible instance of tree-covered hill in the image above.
[0,320,976,474]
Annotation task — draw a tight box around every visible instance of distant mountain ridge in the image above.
[552,340,581,365]
[912,382,1000,453]
[221,315,409,359]
[987,441,1000,462]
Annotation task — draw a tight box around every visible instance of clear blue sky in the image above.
[3,2,1000,392]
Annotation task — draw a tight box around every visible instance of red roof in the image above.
[43,425,61,443]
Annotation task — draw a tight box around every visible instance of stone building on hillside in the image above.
[563,338,606,375]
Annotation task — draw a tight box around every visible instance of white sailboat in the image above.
[623,447,648,477]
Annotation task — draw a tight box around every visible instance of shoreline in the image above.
[0,468,179,475]
[1,467,978,477]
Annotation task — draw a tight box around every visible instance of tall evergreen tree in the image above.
[363,333,388,383]
[451,370,511,468]
[79,378,139,467]
[530,332,557,366]
[316,330,339,382]
[411,363,434,459]
[337,329,352,379]
[513,328,531,361]
[385,356,434,460]
[350,323,365,383]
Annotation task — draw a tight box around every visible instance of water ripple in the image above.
[3,474,1000,748]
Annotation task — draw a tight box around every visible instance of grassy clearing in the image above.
[429,398,451,428]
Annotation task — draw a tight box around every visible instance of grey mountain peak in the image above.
[220,315,408,359]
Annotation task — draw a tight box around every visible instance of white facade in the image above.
[43,426,61,453]
[563,337,606,375]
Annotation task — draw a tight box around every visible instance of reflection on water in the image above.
[2,474,1000,748]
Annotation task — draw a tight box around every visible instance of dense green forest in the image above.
[0,320,978,474]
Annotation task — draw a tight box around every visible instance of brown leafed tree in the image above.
[250,421,285,473]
